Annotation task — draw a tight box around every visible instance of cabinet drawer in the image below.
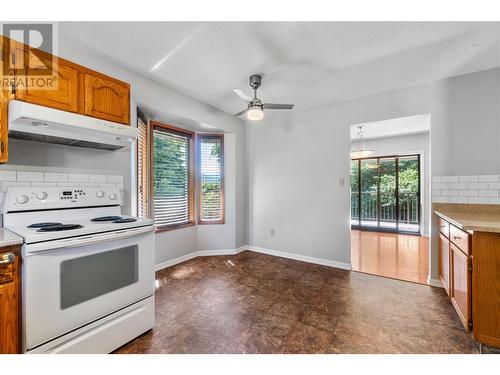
[450,225,471,255]
[438,217,450,238]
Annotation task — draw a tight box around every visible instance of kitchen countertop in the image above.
[0,228,24,247]
[434,203,500,234]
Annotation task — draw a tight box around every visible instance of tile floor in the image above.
[114,251,481,354]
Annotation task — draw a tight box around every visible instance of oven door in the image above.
[23,226,155,351]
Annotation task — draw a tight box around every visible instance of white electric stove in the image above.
[3,185,155,354]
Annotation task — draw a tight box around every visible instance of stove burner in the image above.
[28,222,62,229]
[112,218,137,223]
[91,216,123,222]
[37,224,84,232]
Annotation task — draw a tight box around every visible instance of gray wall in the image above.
[246,84,433,266]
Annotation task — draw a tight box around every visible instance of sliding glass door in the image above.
[350,155,420,234]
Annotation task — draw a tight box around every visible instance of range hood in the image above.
[8,100,138,150]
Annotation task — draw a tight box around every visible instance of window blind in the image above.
[137,115,148,218]
[199,134,224,223]
[152,126,193,228]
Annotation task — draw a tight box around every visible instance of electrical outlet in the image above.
[270,229,276,236]
[339,178,345,187]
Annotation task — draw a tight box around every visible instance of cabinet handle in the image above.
[0,252,16,265]
[440,225,446,229]
[453,235,461,240]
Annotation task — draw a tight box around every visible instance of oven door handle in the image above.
[26,225,154,254]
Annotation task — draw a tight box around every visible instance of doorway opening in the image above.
[349,114,431,285]
[350,154,420,234]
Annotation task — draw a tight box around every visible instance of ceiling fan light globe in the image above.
[247,106,264,121]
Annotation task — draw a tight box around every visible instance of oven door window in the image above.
[60,245,139,309]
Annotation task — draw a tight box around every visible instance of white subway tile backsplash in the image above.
[433,175,500,205]
[468,182,488,190]
[432,183,449,190]
[108,175,124,184]
[433,196,450,203]
[460,190,478,197]
[441,190,459,197]
[459,176,478,183]
[450,197,468,204]
[432,176,442,183]
[89,174,108,183]
[34,182,57,187]
[442,176,459,183]
[68,174,89,183]
[45,172,68,182]
[478,189,499,197]
[449,182,468,190]
[17,171,44,182]
[0,171,16,181]
[478,175,499,183]
[468,197,488,204]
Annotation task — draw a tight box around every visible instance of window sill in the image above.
[155,221,195,233]
[198,220,225,225]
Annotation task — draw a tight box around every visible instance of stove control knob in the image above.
[96,191,105,198]
[16,195,29,204]
[109,193,117,200]
[36,191,48,200]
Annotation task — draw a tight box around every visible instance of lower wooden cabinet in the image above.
[0,245,21,354]
[439,233,451,296]
[450,243,471,332]
[472,231,500,348]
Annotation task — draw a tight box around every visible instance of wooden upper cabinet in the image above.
[15,51,82,113]
[0,37,14,163]
[84,72,130,125]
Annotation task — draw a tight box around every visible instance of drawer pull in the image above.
[453,235,461,240]
[0,252,16,265]
[440,225,446,229]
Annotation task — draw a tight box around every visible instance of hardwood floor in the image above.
[114,251,477,354]
[351,230,429,284]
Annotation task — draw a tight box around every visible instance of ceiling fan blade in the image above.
[263,103,294,110]
[233,108,248,117]
[233,89,253,103]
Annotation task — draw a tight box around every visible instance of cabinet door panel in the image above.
[0,247,20,354]
[84,73,130,124]
[439,233,451,296]
[15,50,81,113]
[0,37,14,163]
[450,243,471,332]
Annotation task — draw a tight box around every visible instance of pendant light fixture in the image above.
[351,125,374,158]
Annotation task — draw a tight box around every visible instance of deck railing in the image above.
[351,191,418,224]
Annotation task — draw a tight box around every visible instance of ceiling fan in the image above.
[233,74,294,121]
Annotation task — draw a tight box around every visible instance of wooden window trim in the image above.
[136,110,149,217]
[197,133,225,225]
[149,121,195,232]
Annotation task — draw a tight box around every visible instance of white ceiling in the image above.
[350,114,430,140]
[59,22,500,115]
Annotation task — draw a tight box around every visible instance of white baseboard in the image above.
[154,246,246,271]
[427,276,443,288]
[246,245,352,271]
[154,252,199,271]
